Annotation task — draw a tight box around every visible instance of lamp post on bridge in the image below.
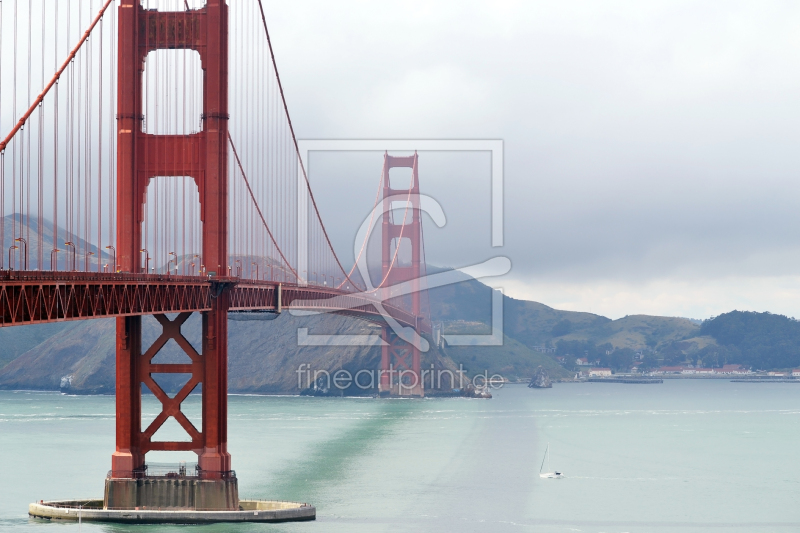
[50,249,60,271]
[64,242,76,271]
[14,237,28,270]
[168,252,177,275]
[105,245,116,272]
[252,262,258,280]
[8,246,18,271]
[139,249,150,274]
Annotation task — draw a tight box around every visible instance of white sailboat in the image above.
[539,443,565,479]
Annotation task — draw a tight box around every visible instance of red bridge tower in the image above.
[110,0,234,508]
[379,153,424,397]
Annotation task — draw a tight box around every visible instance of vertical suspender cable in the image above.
[38,0,44,270]
[97,11,103,272]
[26,0,31,263]
[67,3,72,250]
[1,0,5,268]
[12,0,17,262]
[53,0,58,268]
[83,0,89,270]
[85,0,91,270]
[109,3,115,266]
[78,0,83,269]
[181,6,186,274]
[75,0,80,267]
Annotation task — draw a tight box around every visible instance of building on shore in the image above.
[653,366,684,374]
[716,364,749,375]
[651,365,751,375]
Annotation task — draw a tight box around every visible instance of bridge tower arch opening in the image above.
[141,176,203,276]
[142,49,204,136]
[112,0,233,500]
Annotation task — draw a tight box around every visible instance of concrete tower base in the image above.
[104,476,239,511]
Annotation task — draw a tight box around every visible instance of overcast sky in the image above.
[259,0,800,320]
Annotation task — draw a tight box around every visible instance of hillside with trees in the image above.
[699,311,800,370]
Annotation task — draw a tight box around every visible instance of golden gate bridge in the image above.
[0,0,432,518]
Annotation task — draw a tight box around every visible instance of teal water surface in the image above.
[1,380,799,532]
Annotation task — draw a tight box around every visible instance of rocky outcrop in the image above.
[528,366,552,388]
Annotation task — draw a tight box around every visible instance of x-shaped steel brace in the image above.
[391,346,412,372]
[140,312,204,445]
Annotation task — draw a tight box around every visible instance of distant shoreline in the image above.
[562,374,800,381]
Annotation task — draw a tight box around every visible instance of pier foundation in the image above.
[104,476,238,511]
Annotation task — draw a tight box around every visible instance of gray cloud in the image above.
[262,1,800,317]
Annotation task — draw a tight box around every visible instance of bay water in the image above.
[1,379,799,532]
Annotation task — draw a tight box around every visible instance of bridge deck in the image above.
[0,272,427,332]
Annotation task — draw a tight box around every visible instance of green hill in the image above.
[428,274,701,352]
[700,311,800,370]
[556,314,700,350]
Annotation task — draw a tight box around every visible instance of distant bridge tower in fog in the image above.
[379,152,428,397]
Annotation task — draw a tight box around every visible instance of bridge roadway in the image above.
[0,271,428,333]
